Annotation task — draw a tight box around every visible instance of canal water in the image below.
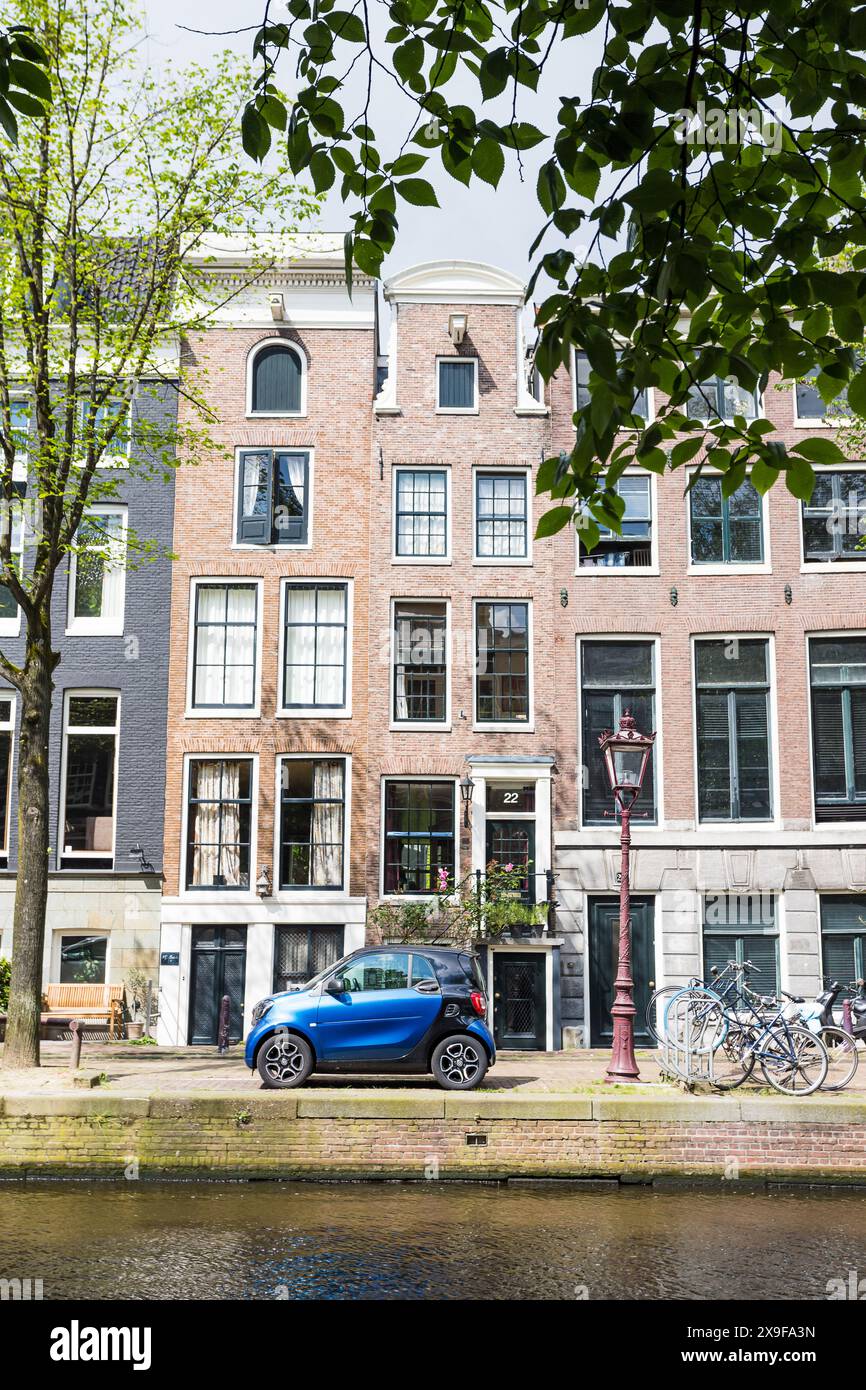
[1,1182,865,1300]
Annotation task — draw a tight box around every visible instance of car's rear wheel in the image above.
[257,1032,314,1088]
[431,1034,488,1090]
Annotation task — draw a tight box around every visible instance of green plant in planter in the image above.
[0,957,10,1012]
[474,861,547,941]
[367,897,449,945]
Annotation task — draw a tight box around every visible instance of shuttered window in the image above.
[250,344,302,414]
[695,639,772,821]
[581,641,656,823]
[820,896,866,989]
[802,470,866,561]
[702,894,779,995]
[809,637,866,820]
[437,359,476,410]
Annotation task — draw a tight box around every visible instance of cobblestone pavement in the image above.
[0,1043,673,1093]
[0,1041,863,1096]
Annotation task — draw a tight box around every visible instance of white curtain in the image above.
[284,587,317,705]
[314,587,345,705]
[312,760,343,886]
[191,760,241,887]
[223,585,256,706]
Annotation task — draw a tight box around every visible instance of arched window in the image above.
[250,342,303,414]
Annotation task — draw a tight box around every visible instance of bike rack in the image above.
[658,987,718,1090]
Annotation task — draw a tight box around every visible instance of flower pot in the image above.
[126,1021,144,1039]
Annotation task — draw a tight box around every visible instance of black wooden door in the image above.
[589,898,654,1046]
[493,952,546,1049]
[188,926,247,1045]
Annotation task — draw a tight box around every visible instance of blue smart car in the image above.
[245,946,495,1090]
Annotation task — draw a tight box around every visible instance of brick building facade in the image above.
[157,238,866,1051]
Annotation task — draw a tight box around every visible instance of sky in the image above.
[142,0,600,288]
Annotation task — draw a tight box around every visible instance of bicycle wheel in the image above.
[819,1027,859,1092]
[664,987,727,1054]
[646,986,682,1044]
[760,1024,828,1096]
[711,1026,757,1090]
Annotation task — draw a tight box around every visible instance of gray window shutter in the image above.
[439,359,475,409]
[237,451,273,544]
[252,345,302,413]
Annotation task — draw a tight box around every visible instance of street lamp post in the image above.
[598,711,656,1084]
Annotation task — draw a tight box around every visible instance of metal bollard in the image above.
[69,1019,82,1070]
[144,981,153,1039]
[217,994,230,1055]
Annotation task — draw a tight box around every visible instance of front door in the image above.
[188,926,247,1045]
[588,898,655,1047]
[493,952,546,1049]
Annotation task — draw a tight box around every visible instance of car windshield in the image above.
[295,954,356,993]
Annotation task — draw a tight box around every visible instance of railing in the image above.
[473,867,558,937]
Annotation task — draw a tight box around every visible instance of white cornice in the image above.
[384,259,526,306]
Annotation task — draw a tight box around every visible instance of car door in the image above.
[315,951,442,1061]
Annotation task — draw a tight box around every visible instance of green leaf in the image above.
[750,460,780,495]
[791,437,846,464]
[670,437,704,468]
[327,11,367,42]
[8,58,51,103]
[785,457,816,502]
[343,232,354,300]
[535,506,574,538]
[241,104,270,160]
[472,139,504,187]
[847,366,866,417]
[310,150,335,192]
[395,177,439,206]
[391,152,427,175]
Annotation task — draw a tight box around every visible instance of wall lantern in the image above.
[448,312,468,344]
[459,773,475,827]
[256,864,273,899]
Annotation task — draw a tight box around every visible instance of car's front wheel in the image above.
[431,1034,488,1090]
[257,1032,314,1088]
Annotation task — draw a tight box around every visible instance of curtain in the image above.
[312,760,343,886]
[284,587,317,705]
[190,761,222,887]
[314,587,346,705]
[223,586,256,706]
[195,587,229,704]
[220,760,241,886]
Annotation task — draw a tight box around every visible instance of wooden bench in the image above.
[44,984,125,1040]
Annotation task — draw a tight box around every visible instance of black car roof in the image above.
[346,945,476,959]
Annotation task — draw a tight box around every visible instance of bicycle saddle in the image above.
[780,990,805,1003]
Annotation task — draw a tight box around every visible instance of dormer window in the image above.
[436,357,477,413]
[249,341,304,416]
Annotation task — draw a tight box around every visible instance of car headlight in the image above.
[251,998,274,1023]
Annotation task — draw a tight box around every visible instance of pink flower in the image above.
[504,863,513,872]
[437,867,449,890]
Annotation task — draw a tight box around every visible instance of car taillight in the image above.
[470,991,486,1017]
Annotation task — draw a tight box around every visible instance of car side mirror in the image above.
[325,975,347,995]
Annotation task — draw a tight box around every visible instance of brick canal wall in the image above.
[1,1093,865,1183]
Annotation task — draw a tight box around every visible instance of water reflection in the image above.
[1,1182,864,1300]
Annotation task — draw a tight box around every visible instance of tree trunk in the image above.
[3,619,55,1069]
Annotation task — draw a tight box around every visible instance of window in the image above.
[282,583,348,712]
[0,696,13,861]
[689,475,764,566]
[581,641,656,823]
[437,357,477,411]
[342,952,410,992]
[695,639,772,821]
[77,396,130,466]
[573,350,649,419]
[191,582,258,710]
[249,342,303,415]
[9,396,29,468]
[411,953,439,986]
[236,449,310,546]
[802,470,866,563]
[393,601,447,724]
[485,781,537,903]
[186,758,252,890]
[67,509,126,634]
[0,502,24,633]
[59,934,108,985]
[795,367,852,423]
[686,376,758,421]
[383,781,455,894]
[820,896,866,988]
[809,637,866,821]
[279,758,345,889]
[475,601,530,724]
[702,894,779,995]
[394,469,448,559]
[475,473,528,560]
[273,925,344,992]
[578,475,653,569]
[61,694,119,869]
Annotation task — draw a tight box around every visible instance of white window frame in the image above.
[792,375,851,429]
[690,633,781,831]
[277,577,353,719]
[435,355,478,414]
[576,634,664,831]
[379,775,459,901]
[684,375,763,426]
[685,467,772,576]
[798,464,866,573]
[0,692,15,858]
[804,627,866,831]
[389,596,451,732]
[0,499,26,639]
[52,928,111,985]
[65,505,128,636]
[570,345,656,427]
[76,396,132,469]
[391,465,452,565]
[245,338,308,419]
[186,576,264,719]
[273,752,352,900]
[8,393,29,484]
[472,597,534,732]
[179,751,259,901]
[231,446,315,553]
[574,470,659,577]
[466,759,553,909]
[472,466,533,566]
[58,689,120,868]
